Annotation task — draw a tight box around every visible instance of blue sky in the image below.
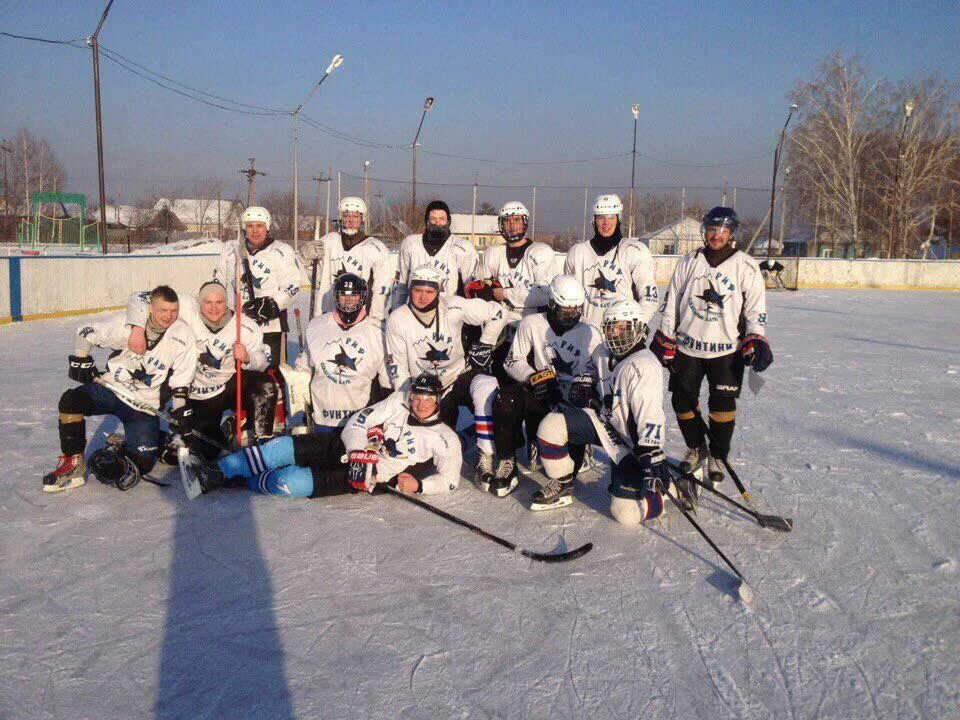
[2,1,958,226]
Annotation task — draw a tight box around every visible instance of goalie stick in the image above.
[381,485,593,563]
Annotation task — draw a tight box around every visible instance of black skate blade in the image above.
[520,542,593,563]
[142,475,171,488]
[756,513,793,533]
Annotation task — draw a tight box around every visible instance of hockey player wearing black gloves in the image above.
[125,282,273,458]
[294,273,391,432]
[180,373,461,499]
[564,194,658,330]
[760,257,787,290]
[213,206,301,368]
[300,196,393,322]
[487,275,601,497]
[43,286,198,493]
[386,264,505,488]
[532,299,670,519]
[650,206,771,488]
[393,200,478,309]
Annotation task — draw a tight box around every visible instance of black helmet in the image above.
[702,206,740,233]
[334,272,367,325]
[410,372,443,399]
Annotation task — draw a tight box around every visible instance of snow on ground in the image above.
[1,289,958,719]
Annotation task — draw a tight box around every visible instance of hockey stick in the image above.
[294,308,304,352]
[308,259,319,319]
[380,485,593,563]
[235,225,247,445]
[666,459,792,532]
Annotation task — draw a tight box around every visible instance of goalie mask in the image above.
[602,299,648,358]
[333,272,367,325]
[547,274,586,332]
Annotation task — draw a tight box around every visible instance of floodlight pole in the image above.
[629,103,639,237]
[411,97,435,220]
[766,103,798,258]
[89,0,116,254]
[888,99,915,258]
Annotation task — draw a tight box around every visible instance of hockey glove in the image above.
[466,342,494,371]
[568,374,599,411]
[528,368,561,407]
[649,330,677,367]
[68,355,99,383]
[366,425,385,453]
[170,388,195,436]
[464,279,501,302]
[619,448,668,495]
[347,449,379,493]
[299,239,324,264]
[741,333,773,372]
[242,296,281,325]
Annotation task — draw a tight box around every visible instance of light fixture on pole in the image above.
[411,96,435,219]
[888,98,916,258]
[629,103,640,238]
[293,53,343,252]
[89,0,116,254]
[766,102,799,257]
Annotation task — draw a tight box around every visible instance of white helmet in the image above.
[602,299,648,357]
[338,196,367,236]
[592,194,623,217]
[548,274,586,308]
[498,201,529,242]
[241,206,271,231]
[409,263,445,290]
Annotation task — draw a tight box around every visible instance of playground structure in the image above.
[17,192,101,253]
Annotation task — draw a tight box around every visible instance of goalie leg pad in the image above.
[249,466,313,498]
[469,373,499,455]
[536,412,574,479]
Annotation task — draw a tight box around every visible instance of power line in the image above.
[0,31,86,46]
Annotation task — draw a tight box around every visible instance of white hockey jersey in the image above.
[584,346,665,464]
[392,233,478,308]
[563,238,658,328]
[294,313,390,429]
[306,232,393,321]
[341,390,462,494]
[76,313,197,413]
[385,296,505,391]
[213,239,302,334]
[504,313,602,397]
[479,241,554,326]
[125,292,270,400]
[658,248,767,359]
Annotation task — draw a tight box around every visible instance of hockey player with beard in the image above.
[211,206,301,369]
[563,194,658,329]
[125,282,273,458]
[294,273,391,432]
[532,300,671,518]
[650,206,771,490]
[385,264,505,487]
[180,372,461,499]
[42,286,198,493]
[486,275,601,497]
[393,200,478,308]
[301,196,393,322]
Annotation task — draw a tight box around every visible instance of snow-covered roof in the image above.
[101,204,144,227]
[640,216,702,241]
[451,213,499,235]
[153,199,239,226]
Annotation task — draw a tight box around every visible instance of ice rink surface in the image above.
[1,289,958,719]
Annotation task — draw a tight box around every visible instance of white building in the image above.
[451,213,501,249]
[153,199,242,234]
[641,216,702,255]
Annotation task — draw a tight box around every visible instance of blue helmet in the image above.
[702,206,740,233]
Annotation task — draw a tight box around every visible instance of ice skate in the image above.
[42,454,87,493]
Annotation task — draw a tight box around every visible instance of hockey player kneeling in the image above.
[532,300,670,521]
[181,373,460,498]
[43,286,198,493]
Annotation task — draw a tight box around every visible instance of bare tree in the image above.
[786,53,885,255]
[185,177,225,234]
[6,127,68,220]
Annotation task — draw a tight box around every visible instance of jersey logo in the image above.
[241,269,263,290]
[129,365,156,387]
[332,345,358,372]
[198,349,224,370]
[382,437,403,458]
[695,281,726,310]
[551,353,575,377]
[422,343,450,363]
[591,270,617,294]
[79,326,95,338]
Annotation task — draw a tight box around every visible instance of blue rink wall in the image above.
[1,251,958,324]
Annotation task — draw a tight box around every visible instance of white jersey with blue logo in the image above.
[480,241,554,326]
[295,312,390,429]
[341,390,462,494]
[307,232,393,322]
[393,233,478,308]
[504,313,602,397]
[658,248,767,359]
[563,238,658,329]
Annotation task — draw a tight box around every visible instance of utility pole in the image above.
[732,187,738,211]
[471,174,478,247]
[239,157,265,206]
[722,181,728,206]
[411,97,435,219]
[375,189,384,239]
[217,190,222,239]
[531,186,537,241]
[778,190,787,253]
[88,0,116,254]
[1,140,10,241]
[325,166,332,234]
[312,172,331,237]
[363,161,371,229]
[629,104,639,237]
[582,187,588,242]
[813,192,821,257]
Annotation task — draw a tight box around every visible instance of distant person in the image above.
[760,257,787,290]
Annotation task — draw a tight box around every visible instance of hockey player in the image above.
[43,285,198,493]
[212,206,301,368]
[393,200,478,308]
[125,282,274,457]
[532,299,671,519]
[181,372,461,499]
[563,194,658,329]
[650,206,772,487]
[487,275,601,496]
[385,264,505,486]
[295,273,391,432]
[300,196,393,322]
[760,256,787,290]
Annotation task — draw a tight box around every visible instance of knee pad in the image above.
[59,387,94,416]
[610,494,646,526]
[536,412,568,447]
[494,389,521,417]
[708,395,736,414]
[671,392,699,416]
[469,374,499,413]
[249,374,280,438]
[537,412,573,478]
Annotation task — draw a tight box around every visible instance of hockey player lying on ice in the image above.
[181,372,462,498]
